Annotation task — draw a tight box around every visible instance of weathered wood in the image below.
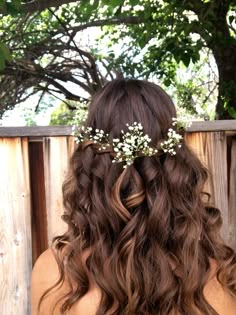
[185,132,229,242]
[43,136,75,245]
[228,137,236,249]
[187,120,236,132]
[0,120,236,137]
[29,142,48,265]
[0,126,72,137]
[0,138,31,315]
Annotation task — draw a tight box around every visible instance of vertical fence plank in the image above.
[185,132,229,241]
[228,138,236,250]
[43,136,75,245]
[29,141,48,265]
[0,138,31,315]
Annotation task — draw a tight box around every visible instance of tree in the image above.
[96,0,236,119]
[0,0,120,115]
[0,0,236,119]
[49,100,88,125]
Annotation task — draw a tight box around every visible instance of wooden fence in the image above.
[0,121,236,315]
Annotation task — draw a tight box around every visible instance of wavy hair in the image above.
[40,79,236,314]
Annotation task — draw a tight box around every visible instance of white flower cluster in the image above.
[160,128,182,155]
[112,122,158,168]
[72,119,185,168]
[72,125,109,149]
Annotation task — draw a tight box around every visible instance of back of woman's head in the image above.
[85,79,175,143]
[48,79,236,314]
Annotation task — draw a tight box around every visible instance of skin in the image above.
[31,248,236,315]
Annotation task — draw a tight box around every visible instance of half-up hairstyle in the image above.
[39,79,236,314]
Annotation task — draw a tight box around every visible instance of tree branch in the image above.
[43,77,89,101]
[64,16,145,34]
[48,8,95,84]
[35,83,49,111]
[45,89,88,109]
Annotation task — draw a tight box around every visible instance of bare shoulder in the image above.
[31,248,59,286]
[31,247,100,315]
[204,259,236,315]
[31,248,68,315]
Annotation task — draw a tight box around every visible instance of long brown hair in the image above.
[40,79,236,314]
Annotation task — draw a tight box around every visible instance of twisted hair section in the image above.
[39,80,236,315]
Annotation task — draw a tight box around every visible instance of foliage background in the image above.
[1,0,236,124]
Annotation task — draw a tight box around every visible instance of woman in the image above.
[31,79,236,315]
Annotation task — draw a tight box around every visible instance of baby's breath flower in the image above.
[111,122,159,167]
[72,119,185,168]
[159,128,183,156]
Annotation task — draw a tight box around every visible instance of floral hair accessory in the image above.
[159,117,192,155]
[160,128,182,155]
[112,122,158,168]
[72,125,110,149]
[72,120,185,168]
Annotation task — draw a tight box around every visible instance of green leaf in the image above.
[0,42,12,61]
[182,54,191,67]
[0,56,5,71]
[129,0,138,5]
[102,0,123,7]
[90,0,99,11]
[228,106,236,119]
[0,0,6,13]
[12,0,22,11]
[0,42,12,70]
[228,15,235,25]
[191,50,200,63]
[5,0,22,15]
